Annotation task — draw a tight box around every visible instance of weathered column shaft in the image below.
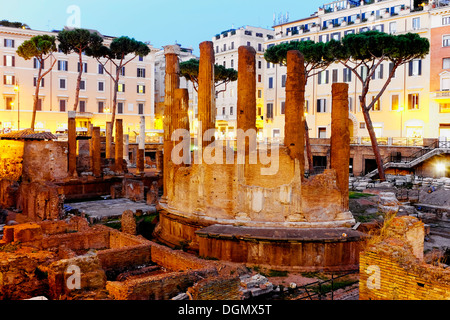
[174,88,190,165]
[162,46,180,199]
[115,118,124,173]
[331,83,350,211]
[123,134,129,162]
[68,112,77,177]
[198,41,216,145]
[137,116,145,174]
[285,50,305,173]
[237,46,257,133]
[92,126,101,177]
[105,122,112,159]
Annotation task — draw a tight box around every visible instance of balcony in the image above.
[75,112,93,119]
[434,91,450,99]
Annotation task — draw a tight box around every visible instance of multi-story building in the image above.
[264,0,435,144]
[0,26,158,137]
[212,26,274,139]
[430,2,450,138]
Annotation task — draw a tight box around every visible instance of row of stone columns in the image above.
[67,116,125,178]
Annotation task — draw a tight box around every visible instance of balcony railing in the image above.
[435,91,450,99]
[350,136,423,146]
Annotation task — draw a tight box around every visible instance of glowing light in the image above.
[436,162,446,172]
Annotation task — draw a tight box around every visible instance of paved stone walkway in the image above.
[66,198,156,220]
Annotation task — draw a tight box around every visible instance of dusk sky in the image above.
[1,0,322,53]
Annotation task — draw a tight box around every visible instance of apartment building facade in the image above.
[213,26,274,139]
[263,0,439,143]
[0,26,157,136]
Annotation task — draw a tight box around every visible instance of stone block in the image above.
[13,223,43,243]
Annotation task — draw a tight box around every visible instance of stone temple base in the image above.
[154,210,366,272]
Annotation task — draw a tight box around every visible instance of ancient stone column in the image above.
[174,88,190,165]
[105,122,112,159]
[115,118,124,173]
[285,50,305,174]
[92,126,101,177]
[137,116,145,174]
[67,111,77,177]
[197,41,216,146]
[123,134,129,164]
[237,46,257,157]
[162,45,180,199]
[330,83,350,211]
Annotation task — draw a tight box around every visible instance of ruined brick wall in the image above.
[190,275,241,300]
[22,140,68,182]
[0,140,24,181]
[359,216,450,300]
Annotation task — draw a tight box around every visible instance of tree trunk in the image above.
[362,106,386,181]
[31,68,42,131]
[73,50,83,111]
[305,120,313,173]
[109,73,120,144]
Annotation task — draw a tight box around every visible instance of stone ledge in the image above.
[196,224,366,242]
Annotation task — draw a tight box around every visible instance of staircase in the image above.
[365,141,450,178]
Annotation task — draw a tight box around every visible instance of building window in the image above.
[408,93,419,110]
[98,81,104,92]
[343,68,352,82]
[391,94,399,111]
[305,100,309,114]
[138,103,144,115]
[360,122,366,129]
[33,77,44,87]
[79,100,86,113]
[332,69,338,83]
[371,96,381,111]
[318,70,329,85]
[389,62,397,78]
[258,43,262,51]
[230,59,234,68]
[222,107,226,115]
[59,78,66,89]
[258,61,262,69]
[137,68,146,78]
[281,101,285,115]
[412,17,420,30]
[372,64,384,80]
[58,60,68,71]
[443,58,450,69]
[281,74,286,88]
[318,127,327,138]
[118,102,123,114]
[317,99,326,113]
[443,16,450,25]
[5,97,13,110]
[98,101,104,113]
[268,77,273,89]
[33,58,43,69]
[4,39,14,48]
[443,35,450,47]
[120,67,125,76]
[257,90,262,98]
[408,59,422,76]
[3,55,15,67]
[247,41,251,47]
[139,55,144,62]
[77,62,88,73]
[389,22,397,34]
[79,80,86,90]
[59,99,66,112]
[231,42,234,49]
[230,106,234,115]
[266,103,274,119]
[36,99,42,111]
[117,83,125,92]
[360,66,368,81]
[98,63,104,74]
[348,97,353,112]
[4,75,15,85]
[440,103,450,113]
[137,84,145,94]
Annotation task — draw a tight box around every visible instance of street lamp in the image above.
[14,84,20,130]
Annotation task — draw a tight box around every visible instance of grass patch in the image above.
[311,279,356,295]
[300,272,328,280]
[349,191,375,199]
